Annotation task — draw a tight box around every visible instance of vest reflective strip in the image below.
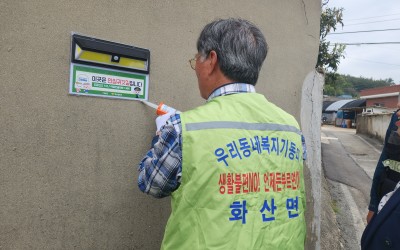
[185,121,301,135]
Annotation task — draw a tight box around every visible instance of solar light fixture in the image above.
[69,33,150,101]
[71,34,150,74]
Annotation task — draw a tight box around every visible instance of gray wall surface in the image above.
[0,0,321,249]
[301,71,324,250]
[357,113,394,142]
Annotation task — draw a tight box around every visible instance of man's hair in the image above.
[197,18,268,86]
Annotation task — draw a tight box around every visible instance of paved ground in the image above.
[320,125,383,250]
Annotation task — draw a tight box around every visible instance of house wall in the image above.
[366,96,399,109]
[360,85,400,109]
[0,0,322,249]
[322,112,337,125]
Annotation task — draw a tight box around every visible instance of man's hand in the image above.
[366,210,374,224]
[155,112,175,134]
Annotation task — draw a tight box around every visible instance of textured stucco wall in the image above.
[0,0,321,249]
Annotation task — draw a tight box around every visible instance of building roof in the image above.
[322,101,336,112]
[325,99,354,112]
[360,85,400,98]
[340,99,366,110]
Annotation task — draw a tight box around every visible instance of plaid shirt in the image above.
[137,83,306,198]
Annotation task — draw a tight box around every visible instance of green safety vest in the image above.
[161,93,306,250]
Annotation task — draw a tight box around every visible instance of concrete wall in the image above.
[356,113,394,142]
[301,71,324,250]
[0,0,321,249]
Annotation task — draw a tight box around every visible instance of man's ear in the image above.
[208,50,218,74]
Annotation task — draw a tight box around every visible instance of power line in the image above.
[330,42,400,46]
[328,28,400,35]
[346,18,400,26]
[350,57,400,67]
[347,13,400,21]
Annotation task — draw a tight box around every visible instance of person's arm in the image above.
[367,149,387,222]
[367,111,398,220]
[137,114,182,198]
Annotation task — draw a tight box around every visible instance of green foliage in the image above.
[324,73,354,96]
[324,73,394,97]
[331,200,340,214]
[316,6,346,73]
[342,75,395,91]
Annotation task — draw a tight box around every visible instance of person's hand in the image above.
[366,210,374,224]
[155,112,175,134]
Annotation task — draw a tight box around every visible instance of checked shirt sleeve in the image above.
[137,115,182,198]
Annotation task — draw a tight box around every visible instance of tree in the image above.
[316,5,346,73]
[324,72,353,96]
[343,75,394,91]
[324,73,394,97]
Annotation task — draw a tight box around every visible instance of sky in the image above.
[326,0,400,84]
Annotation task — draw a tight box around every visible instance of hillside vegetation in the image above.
[324,73,395,97]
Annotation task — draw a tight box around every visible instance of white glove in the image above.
[155,111,175,133]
